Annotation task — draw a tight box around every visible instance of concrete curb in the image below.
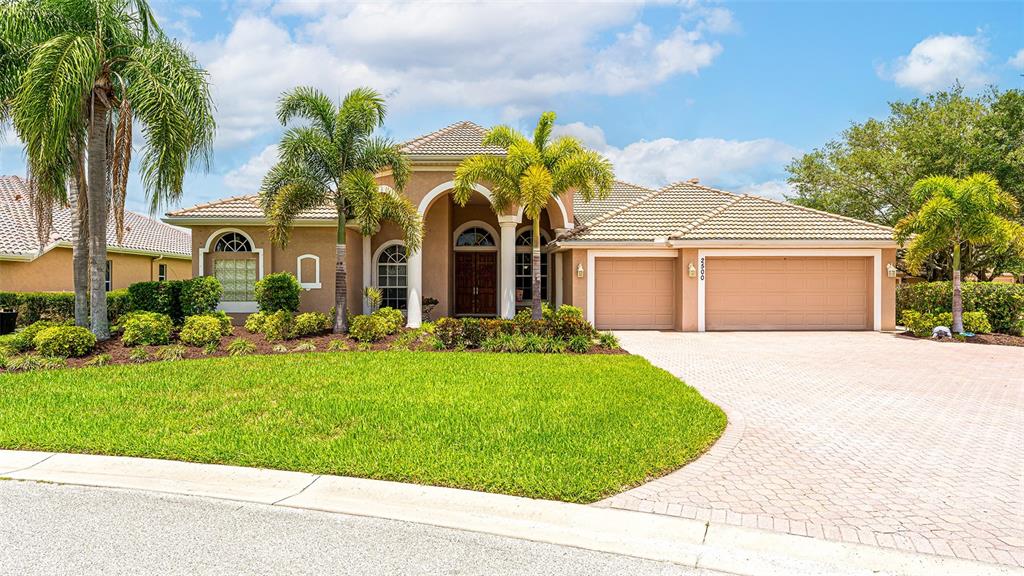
[1,450,1016,576]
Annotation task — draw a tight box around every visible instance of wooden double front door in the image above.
[454,252,497,316]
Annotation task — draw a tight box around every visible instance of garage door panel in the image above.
[595,258,676,330]
[706,257,870,331]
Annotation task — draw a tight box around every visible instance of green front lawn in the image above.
[0,352,725,503]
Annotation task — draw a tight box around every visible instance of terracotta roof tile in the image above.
[573,180,656,225]
[164,195,336,221]
[399,121,505,157]
[0,175,191,259]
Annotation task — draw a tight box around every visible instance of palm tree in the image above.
[895,173,1024,333]
[1,0,215,339]
[260,86,421,333]
[453,112,614,319]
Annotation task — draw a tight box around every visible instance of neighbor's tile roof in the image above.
[399,121,506,157]
[573,180,657,225]
[164,195,336,221]
[0,175,191,259]
[560,180,894,243]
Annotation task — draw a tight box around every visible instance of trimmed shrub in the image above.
[3,320,61,352]
[106,289,132,324]
[255,272,301,313]
[121,312,173,346]
[227,338,257,356]
[349,314,389,343]
[200,311,233,336]
[33,325,96,358]
[179,315,224,348]
[375,307,405,334]
[244,311,267,334]
[259,310,294,341]
[567,334,592,353]
[435,317,464,349]
[897,281,1024,335]
[461,317,486,348]
[158,280,185,323]
[127,281,163,314]
[181,276,223,316]
[291,312,332,338]
[552,306,595,340]
[17,292,74,325]
[901,310,992,338]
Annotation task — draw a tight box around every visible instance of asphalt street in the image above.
[0,480,728,576]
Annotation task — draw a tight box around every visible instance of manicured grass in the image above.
[0,352,725,503]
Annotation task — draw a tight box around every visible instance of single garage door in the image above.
[705,257,870,331]
[595,258,676,329]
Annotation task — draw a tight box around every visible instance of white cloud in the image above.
[196,2,731,148]
[882,34,992,92]
[224,144,278,192]
[738,180,794,200]
[553,122,800,192]
[1009,48,1024,70]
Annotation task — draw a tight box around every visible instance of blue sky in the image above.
[2,0,1022,214]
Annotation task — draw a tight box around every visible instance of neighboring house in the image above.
[164,121,899,332]
[0,175,192,292]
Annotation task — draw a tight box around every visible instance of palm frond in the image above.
[260,161,329,246]
[482,124,527,150]
[355,136,410,191]
[519,164,554,220]
[278,125,338,184]
[277,85,336,136]
[532,111,556,152]
[452,154,512,209]
[551,149,614,201]
[379,190,423,254]
[336,87,385,151]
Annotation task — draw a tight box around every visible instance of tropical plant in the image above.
[895,174,1024,333]
[259,86,422,333]
[453,111,614,319]
[0,0,215,339]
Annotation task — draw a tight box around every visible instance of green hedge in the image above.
[0,290,130,326]
[127,277,221,323]
[896,281,1024,335]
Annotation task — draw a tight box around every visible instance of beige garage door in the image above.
[705,257,870,331]
[595,258,676,329]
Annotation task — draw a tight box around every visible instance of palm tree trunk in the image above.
[333,204,348,334]
[87,92,110,340]
[69,171,90,327]
[951,243,963,334]
[531,224,542,320]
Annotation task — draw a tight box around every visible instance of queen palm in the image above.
[453,112,614,319]
[1,0,215,339]
[260,86,421,333]
[895,173,1024,333]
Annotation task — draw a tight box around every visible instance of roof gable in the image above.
[573,180,657,225]
[164,195,336,221]
[399,121,505,158]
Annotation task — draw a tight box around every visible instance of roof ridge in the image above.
[661,180,740,199]
[560,186,669,240]
[670,194,747,238]
[741,193,896,232]
[399,120,486,152]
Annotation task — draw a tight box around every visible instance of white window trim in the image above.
[452,220,500,252]
[514,225,552,304]
[696,248,883,332]
[586,250,674,325]
[373,240,409,311]
[199,228,264,314]
[296,254,321,289]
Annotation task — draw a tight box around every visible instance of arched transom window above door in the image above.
[455,227,496,248]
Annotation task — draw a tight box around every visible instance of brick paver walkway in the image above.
[599,332,1024,567]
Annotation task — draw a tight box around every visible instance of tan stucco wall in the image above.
[679,248,698,331]
[881,248,897,331]
[0,248,191,292]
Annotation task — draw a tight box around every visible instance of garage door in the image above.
[595,258,675,329]
[705,257,870,331]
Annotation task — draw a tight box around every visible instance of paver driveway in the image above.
[599,332,1023,567]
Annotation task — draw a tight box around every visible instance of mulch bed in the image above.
[898,331,1024,347]
[30,325,624,371]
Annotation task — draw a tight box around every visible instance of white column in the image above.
[406,248,423,328]
[362,234,372,314]
[498,216,520,319]
[554,252,563,307]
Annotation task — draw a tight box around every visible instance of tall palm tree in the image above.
[260,86,421,333]
[895,173,1024,333]
[453,112,614,319]
[0,0,215,339]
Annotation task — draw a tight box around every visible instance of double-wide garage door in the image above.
[593,256,871,331]
[705,257,871,331]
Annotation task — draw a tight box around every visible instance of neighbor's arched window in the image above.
[455,227,496,247]
[375,243,407,310]
[515,228,548,302]
[212,232,256,302]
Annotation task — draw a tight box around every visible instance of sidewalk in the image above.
[1,450,1017,576]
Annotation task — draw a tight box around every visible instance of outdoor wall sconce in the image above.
[886,263,898,278]
[576,263,585,278]
[688,262,697,278]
